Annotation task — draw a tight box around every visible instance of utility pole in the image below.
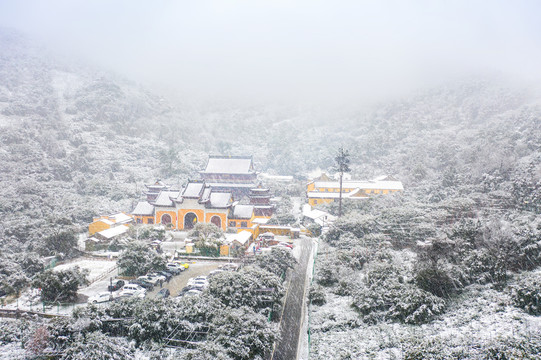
[335,146,351,217]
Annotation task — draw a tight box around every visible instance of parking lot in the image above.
[146,261,221,298]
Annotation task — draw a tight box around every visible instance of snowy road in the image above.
[271,236,312,360]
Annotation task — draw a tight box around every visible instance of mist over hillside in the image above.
[0,15,540,357]
[1,28,539,248]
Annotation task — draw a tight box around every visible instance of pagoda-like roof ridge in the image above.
[208,154,253,159]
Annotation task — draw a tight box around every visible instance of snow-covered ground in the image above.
[53,258,117,283]
[3,258,119,315]
[308,276,541,359]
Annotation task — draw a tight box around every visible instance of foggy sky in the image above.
[2,0,541,105]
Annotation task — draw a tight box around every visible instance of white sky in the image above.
[1,0,541,104]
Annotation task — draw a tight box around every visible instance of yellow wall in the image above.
[89,220,111,236]
[229,211,256,229]
[177,209,205,230]
[220,244,230,256]
[237,225,260,239]
[134,215,155,225]
[307,182,315,192]
[204,212,227,231]
[259,226,291,236]
[308,198,334,207]
[156,210,177,228]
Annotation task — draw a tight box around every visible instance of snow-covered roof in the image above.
[93,218,114,226]
[97,225,129,239]
[253,217,270,225]
[250,188,269,193]
[145,180,169,190]
[259,173,294,182]
[231,205,254,219]
[303,206,336,221]
[307,191,368,200]
[200,186,212,202]
[208,192,232,208]
[226,230,252,246]
[154,190,181,207]
[182,181,206,198]
[313,179,404,191]
[201,156,254,174]
[110,213,133,224]
[132,201,155,216]
[207,182,257,189]
[302,205,337,226]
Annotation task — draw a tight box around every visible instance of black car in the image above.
[130,279,154,291]
[107,279,125,292]
[156,288,170,299]
[177,286,194,297]
[157,271,173,281]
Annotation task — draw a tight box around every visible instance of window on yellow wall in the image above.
[147,218,154,224]
[241,221,248,228]
[314,200,318,204]
[229,221,236,227]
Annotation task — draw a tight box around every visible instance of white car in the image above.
[147,273,166,283]
[184,289,202,297]
[187,277,208,288]
[89,292,113,304]
[208,269,225,277]
[137,275,159,286]
[118,284,146,298]
[219,263,239,271]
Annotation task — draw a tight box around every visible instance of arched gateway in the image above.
[210,215,222,229]
[184,212,198,230]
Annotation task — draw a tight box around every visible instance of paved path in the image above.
[271,237,312,360]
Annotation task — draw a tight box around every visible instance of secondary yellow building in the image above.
[88,213,133,235]
[307,175,404,207]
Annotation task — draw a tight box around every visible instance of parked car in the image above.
[115,290,144,300]
[166,263,183,274]
[208,269,225,278]
[184,289,202,297]
[130,279,154,291]
[147,273,166,283]
[107,279,125,292]
[187,276,208,288]
[279,242,293,249]
[137,275,160,286]
[156,271,173,281]
[177,286,194,297]
[156,288,170,299]
[119,284,146,298]
[173,260,190,269]
[190,281,208,290]
[89,292,113,304]
[219,263,239,271]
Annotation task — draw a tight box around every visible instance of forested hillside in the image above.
[306,84,541,358]
[1,29,540,358]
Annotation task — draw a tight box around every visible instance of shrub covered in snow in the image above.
[32,266,89,302]
[403,332,541,360]
[414,264,463,298]
[117,241,166,276]
[61,331,134,360]
[255,247,297,277]
[511,273,541,315]
[352,279,445,325]
[207,266,284,317]
[309,284,327,306]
